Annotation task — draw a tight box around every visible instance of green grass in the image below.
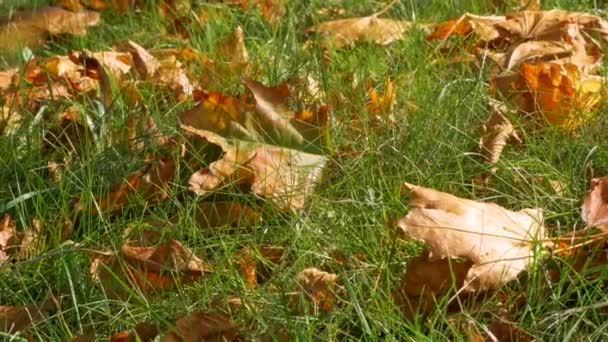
[1,0,608,340]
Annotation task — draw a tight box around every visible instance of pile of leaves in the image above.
[1,0,608,340]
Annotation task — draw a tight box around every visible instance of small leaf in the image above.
[582,177,608,230]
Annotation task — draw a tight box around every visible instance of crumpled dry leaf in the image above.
[109,322,159,342]
[90,232,212,299]
[295,267,338,312]
[180,79,328,210]
[0,7,100,51]
[582,176,608,231]
[491,62,603,131]
[0,215,18,264]
[0,298,58,334]
[479,101,522,164]
[394,251,473,321]
[398,182,547,292]
[310,15,411,49]
[234,245,284,288]
[194,201,261,229]
[75,153,176,214]
[162,311,240,342]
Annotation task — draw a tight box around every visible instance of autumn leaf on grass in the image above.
[309,2,412,49]
[90,233,212,299]
[479,100,522,164]
[75,152,176,214]
[491,62,603,131]
[365,77,396,126]
[394,251,473,321]
[0,298,58,334]
[294,268,339,313]
[0,7,100,52]
[426,13,505,42]
[582,177,608,231]
[234,245,284,288]
[109,322,159,342]
[398,182,547,292]
[180,78,328,210]
[194,201,261,229]
[162,311,240,342]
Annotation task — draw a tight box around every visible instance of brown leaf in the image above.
[394,252,473,321]
[582,177,608,231]
[399,182,547,292]
[0,298,58,334]
[162,312,240,342]
[194,201,261,229]
[426,13,504,42]
[295,268,338,312]
[0,215,18,264]
[109,322,159,342]
[77,154,175,213]
[310,16,412,49]
[181,79,328,210]
[90,235,212,299]
[234,245,284,288]
[0,7,100,52]
[479,101,521,164]
[487,319,531,342]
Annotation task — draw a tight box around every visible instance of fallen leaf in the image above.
[194,201,261,229]
[295,267,338,312]
[491,62,603,131]
[109,322,159,342]
[90,234,212,299]
[180,79,328,210]
[162,311,240,342]
[235,245,284,288]
[0,7,100,52]
[478,100,522,164]
[426,13,505,42]
[398,182,547,291]
[77,153,176,213]
[0,298,58,334]
[487,317,531,341]
[0,215,18,264]
[310,16,412,49]
[582,177,608,231]
[394,251,473,321]
[366,77,396,125]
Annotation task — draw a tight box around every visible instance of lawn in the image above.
[1,0,608,340]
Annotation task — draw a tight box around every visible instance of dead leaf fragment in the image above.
[194,201,261,229]
[311,16,411,49]
[235,245,284,288]
[399,182,547,292]
[0,299,57,334]
[395,252,473,321]
[582,177,608,231]
[109,322,159,342]
[90,235,211,299]
[479,101,521,164]
[296,268,338,312]
[162,312,240,342]
[0,7,100,51]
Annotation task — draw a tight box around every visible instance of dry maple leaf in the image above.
[295,267,338,313]
[180,79,328,210]
[90,233,212,299]
[582,177,608,231]
[310,6,412,49]
[162,311,240,342]
[479,100,522,164]
[0,7,100,51]
[491,62,603,131]
[398,182,547,292]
